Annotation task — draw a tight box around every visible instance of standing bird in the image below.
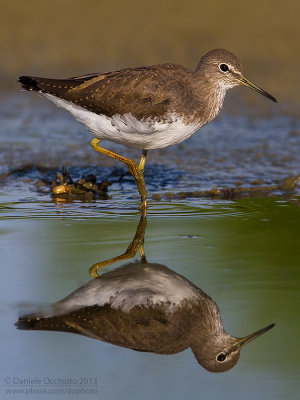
[19,49,277,211]
[16,261,274,372]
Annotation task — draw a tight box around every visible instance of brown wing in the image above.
[16,304,191,354]
[19,64,194,120]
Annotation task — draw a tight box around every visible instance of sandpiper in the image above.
[16,261,274,372]
[19,49,277,211]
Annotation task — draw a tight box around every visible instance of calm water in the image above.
[0,94,300,400]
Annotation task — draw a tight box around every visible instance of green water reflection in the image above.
[1,197,299,399]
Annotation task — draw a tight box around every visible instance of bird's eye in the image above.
[219,64,229,72]
[216,353,227,362]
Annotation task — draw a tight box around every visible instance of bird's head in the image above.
[192,323,275,373]
[196,49,277,102]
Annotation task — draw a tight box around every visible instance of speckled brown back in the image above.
[19,64,204,123]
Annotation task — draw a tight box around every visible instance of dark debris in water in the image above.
[51,167,111,202]
[0,164,113,203]
[152,174,300,201]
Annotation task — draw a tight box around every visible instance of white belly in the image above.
[44,94,200,150]
[53,262,201,314]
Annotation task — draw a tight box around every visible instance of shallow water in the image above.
[0,94,300,400]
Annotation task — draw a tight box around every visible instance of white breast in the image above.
[52,263,201,314]
[44,94,200,150]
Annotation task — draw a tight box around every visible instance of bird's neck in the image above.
[190,312,228,369]
[193,71,227,125]
[189,297,225,344]
[205,83,226,121]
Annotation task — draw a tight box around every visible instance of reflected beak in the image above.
[239,76,278,103]
[237,323,275,348]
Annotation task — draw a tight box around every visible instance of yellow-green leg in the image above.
[90,139,147,212]
[89,214,147,277]
[139,150,148,176]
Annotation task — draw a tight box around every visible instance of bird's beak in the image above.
[239,76,278,103]
[237,323,275,348]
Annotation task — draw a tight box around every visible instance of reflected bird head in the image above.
[193,323,275,372]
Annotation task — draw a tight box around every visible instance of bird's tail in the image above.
[18,75,70,95]
[15,313,78,334]
[18,76,41,92]
[18,73,100,96]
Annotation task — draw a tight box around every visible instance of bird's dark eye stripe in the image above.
[217,353,226,362]
[219,64,229,72]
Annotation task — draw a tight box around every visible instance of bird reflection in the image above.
[16,216,274,372]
